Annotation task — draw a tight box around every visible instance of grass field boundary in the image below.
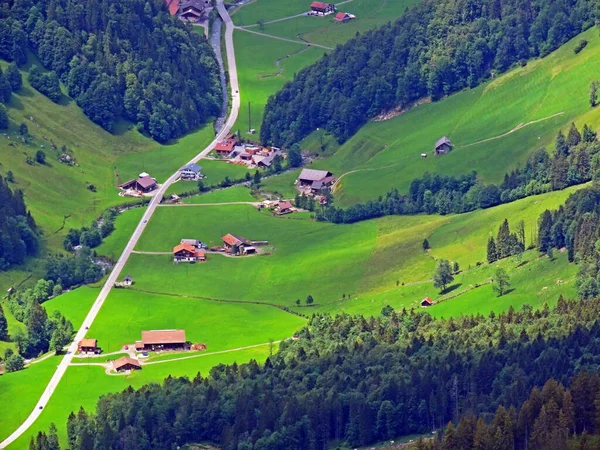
[143,340,282,365]
[235,27,334,50]
[126,287,311,318]
[459,111,565,148]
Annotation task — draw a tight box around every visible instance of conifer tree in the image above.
[567,122,582,148]
[487,236,498,263]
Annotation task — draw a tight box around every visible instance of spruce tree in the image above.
[538,210,554,253]
[0,69,11,104]
[0,303,8,340]
[582,124,597,143]
[496,219,511,259]
[555,131,568,157]
[567,122,582,148]
[0,104,8,129]
[6,63,22,91]
[487,236,498,263]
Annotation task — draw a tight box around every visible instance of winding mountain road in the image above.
[0,2,240,448]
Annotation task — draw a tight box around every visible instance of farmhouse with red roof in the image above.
[310,1,335,15]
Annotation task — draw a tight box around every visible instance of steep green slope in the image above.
[263,28,600,204]
[0,62,216,256]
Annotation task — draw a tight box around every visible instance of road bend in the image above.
[0,2,239,448]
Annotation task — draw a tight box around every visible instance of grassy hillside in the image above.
[230,0,417,138]
[86,289,305,353]
[262,27,600,205]
[9,346,272,449]
[119,184,582,314]
[232,30,323,137]
[255,0,419,48]
[0,61,216,255]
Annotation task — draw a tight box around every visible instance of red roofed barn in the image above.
[173,243,206,263]
[135,330,187,351]
[310,1,335,15]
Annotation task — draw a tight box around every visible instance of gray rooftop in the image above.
[181,163,202,173]
[435,136,451,148]
[299,168,331,182]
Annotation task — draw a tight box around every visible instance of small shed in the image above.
[434,137,452,155]
[113,356,142,372]
[421,297,433,307]
[78,338,98,353]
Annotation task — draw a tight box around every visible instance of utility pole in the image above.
[248,101,251,133]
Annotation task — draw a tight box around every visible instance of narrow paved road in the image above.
[0,2,240,448]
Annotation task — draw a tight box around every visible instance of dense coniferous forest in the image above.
[261,0,597,146]
[315,124,599,224]
[0,175,39,270]
[32,299,600,449]
[0,0,221,141]
[536,182,600,301]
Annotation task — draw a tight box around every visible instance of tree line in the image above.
[0,0,221,141]
[261,0,596,146]
[314,123,599,224]
[418,371,600,450]
[2,278,73,368]
[535,182,600,300]
[30,297,600,449]
[0,174,39,270]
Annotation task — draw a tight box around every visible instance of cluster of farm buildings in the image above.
[214,135,283,169]
[309,2,355,22]
[172,234,266,263]
[165,0,209,22]
[78,329,206,373]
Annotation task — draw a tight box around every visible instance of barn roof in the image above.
[299,168,331,182]
[278,201,293,210]
[311,1,330,9]
[173,243,196,254]
[79,338,97,348]
[113,356,141,370]
[137,176,156,189]
[181,163,202,173]
[142,330,187,345]
[435,136,451,148]
[222,234,244,246]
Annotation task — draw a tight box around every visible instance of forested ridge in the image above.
[261,0,597,146]
[0,0,221,141]
[32,298,600,450]
[0,175,38,270]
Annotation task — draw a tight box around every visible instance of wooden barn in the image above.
[78,338,99,354]
[434,136,452,155]
[310,1,335,14]
[113,356,141,372]
[135,329,188,351]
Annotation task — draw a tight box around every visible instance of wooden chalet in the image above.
[421,297,433,307]
[276,200,293,215]
[180,163,203,181]
[334,12,352,22]
[214,137,240,156]
[434,136,452,155]
[222,233,246,252]
[78,338,99,354]
[297,168,335,193]
[310,1,335,14]
[173,243,206,263]
[135,330,187,351]
[118,175,157,193]
[179,0,205,21]
[113,356,141,372]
